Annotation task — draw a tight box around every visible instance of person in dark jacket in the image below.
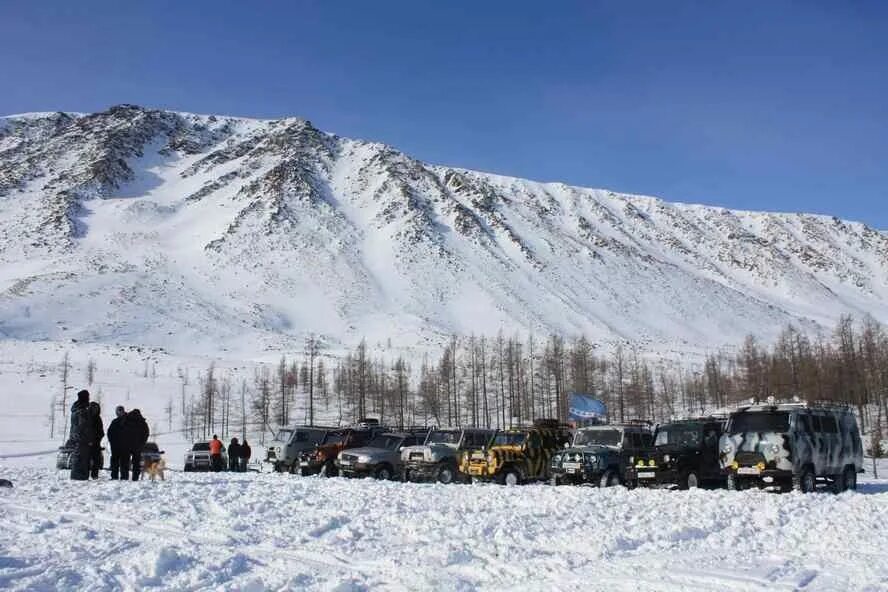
[123,409,149,481]
[88,402,105,479]
[228,438,241,472]
[69,390,95,480]
[239,439,251,472]
[107,406,128,480]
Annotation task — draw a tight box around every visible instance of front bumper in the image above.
[335,460,373,477]
[461,461,497,480]
[404,460,447,481]
[625,466,679,486]
[726,466,791,484]
[551,464,603,483]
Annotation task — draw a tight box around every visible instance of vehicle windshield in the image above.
[427,430,460,445]
[728,412,790,434]
[293,429,326,442]
[276,429,293,442]
[654,426,701,447]
[492,432,526,446]
[322,431,347,445]
[574,429,621,446]
[192,442,210,451]
[143,443,159,453]
[368,435,404,450]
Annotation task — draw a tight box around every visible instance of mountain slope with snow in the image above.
[1,105,887,356]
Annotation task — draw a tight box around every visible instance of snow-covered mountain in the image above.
[1,104,886,357]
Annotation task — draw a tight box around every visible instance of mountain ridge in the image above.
[1,105,886,358]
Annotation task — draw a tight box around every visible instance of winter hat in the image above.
[89,401,101,414]
[130,409,142,418]
[76,390,90,403]
[115,405,125,417]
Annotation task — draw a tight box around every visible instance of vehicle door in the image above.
[700,425,721,479]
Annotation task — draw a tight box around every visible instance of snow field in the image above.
[0,468,886,591]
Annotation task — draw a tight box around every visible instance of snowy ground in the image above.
[0,466,887,591]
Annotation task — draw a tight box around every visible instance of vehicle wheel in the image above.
[500,468,521,486]
[624,479,638,490]
[288,462,298,475]
[793,467,816,493]
[436,464,456,484]
[373,465,393,480]
[401,469,410,482]
[184,465,192,473]
[680,471,700,490]
[320,461,338,478]
[843,466,857,492]
[727,473,738,491]
[830,471,846,494]
[599,469,620,488]
[550,475,560,486]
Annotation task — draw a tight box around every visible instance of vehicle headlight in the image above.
[553,454,562,463]
[356,455,371,463]
[769,443,781,454]
[663,454,671,463]
[721,443,734,454]
[648,459,656,467]
[585,455,599,466]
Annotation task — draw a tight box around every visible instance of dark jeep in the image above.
[720,402,863,493]
[625,418,726,489]
[550,423,653,487]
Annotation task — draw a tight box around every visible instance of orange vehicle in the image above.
[296,422,388,477]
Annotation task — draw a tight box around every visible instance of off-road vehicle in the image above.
[296,421,388,477]
[460,419,572,485]
[401,428,495,484]
[336,430,429,480]
[720,402,863,493]
[56,442,104,471]
[550,423,653,486]
[265,425,337,473]
[183,441,227,472]
[625,418,726,489]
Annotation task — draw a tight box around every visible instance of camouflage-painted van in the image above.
[720,402,863,493]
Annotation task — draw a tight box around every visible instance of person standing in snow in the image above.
[209,435,223,472]
[88,402,105,479]
[228,438,241,472]
[107,405,128,479]
[123,409,149,481]
[68,390,95,481]
[240,439,251,472]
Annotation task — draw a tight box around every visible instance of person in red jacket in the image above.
[209,435,223,472]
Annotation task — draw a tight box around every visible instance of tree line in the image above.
[175,316,887,450]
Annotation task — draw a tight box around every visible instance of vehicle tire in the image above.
[499,468,521,486]
[599,469,620,488]
[726,473,738,491]
[288,462,298,475]
[843,466,857,492]
[679,471,700,490]
[183,465,192,473]
[436,464,456,484]
[830,471,846,494]
[550,475,560,486]
[793,466,816,493]
[624,479,638,490]
[320,461,338,478]
[373,465,393,480]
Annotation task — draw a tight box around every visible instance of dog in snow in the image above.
[143,458,166,481]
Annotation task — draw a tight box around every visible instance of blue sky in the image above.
[2,1,886,228]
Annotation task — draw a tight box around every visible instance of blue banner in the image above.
[567,393,607,422]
